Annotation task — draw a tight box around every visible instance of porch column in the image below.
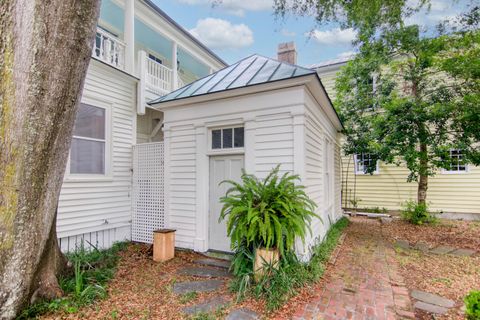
[171,42,178,91]
[124,0,135,74]
[137,50,147,115]
[244,117,256,174]
[292,110,308,260]
[194,124,208,252]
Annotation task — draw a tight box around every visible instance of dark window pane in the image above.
[234,127,244,147]
[148,54,162,64]
[222,128,233,148]
[212,130,221,149]
[70,138,105,174]
[73,104,105,140]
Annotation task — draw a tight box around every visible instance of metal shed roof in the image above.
[149,54,316,104]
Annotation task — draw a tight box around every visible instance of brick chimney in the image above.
[277,42,297,65]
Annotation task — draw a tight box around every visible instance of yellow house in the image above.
[312,57,480,220]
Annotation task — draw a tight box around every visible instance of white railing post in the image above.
[124,0,135,74]
[172,42,178,91]
[92,28,126,70]
[137,50,147,115]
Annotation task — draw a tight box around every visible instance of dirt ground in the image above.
[381,218,480,251]
[381,218,480,319]
[40,217,480,319]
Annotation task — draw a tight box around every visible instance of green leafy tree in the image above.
[273,0,429,40]
[335,23,480,204]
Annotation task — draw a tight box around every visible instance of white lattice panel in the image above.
[132,142,165,243]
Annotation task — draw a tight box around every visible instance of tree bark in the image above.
[418,173,428,205]
[0,0,100,318]
[417,142,429,205]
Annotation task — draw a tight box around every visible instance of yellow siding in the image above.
[317,64,480,215]
[318,70,338,99]
[341,156,480,214]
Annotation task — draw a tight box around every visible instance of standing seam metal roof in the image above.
[149,54,316,104]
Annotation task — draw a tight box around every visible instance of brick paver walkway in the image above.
[293,218,414,320]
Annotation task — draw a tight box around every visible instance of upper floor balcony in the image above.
[92,28,126,70]
[91,26,200,114]
[89,0,225,115]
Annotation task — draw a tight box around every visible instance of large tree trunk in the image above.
[0,0,100,318]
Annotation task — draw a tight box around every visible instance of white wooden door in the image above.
[209,155,244,252]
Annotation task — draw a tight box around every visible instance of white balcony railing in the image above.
[92,28,126,70]
[177,76,185,89]
[145,58,173,96]
[137,50,188,114]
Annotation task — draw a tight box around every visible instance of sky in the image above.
[152,0,470,67]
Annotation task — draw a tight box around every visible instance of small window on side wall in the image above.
[212,127,244,150]
[354,153,379,174]
[70,103,107,175]
[444,149,467,173]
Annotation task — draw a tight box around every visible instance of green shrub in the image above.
[465,290,480,320]
[220,165,318,255]
[400,200,436,225]
[18,241,128,319]
[230,217,349,310]
[362,207,388,214]
[219,166,321,305]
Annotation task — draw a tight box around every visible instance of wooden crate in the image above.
[153,229,176,262]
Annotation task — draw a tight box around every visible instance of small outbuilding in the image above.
[149,54,343,260]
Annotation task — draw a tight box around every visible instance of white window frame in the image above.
[442,149,469,174]
[65,98,113,181]
[207,124,245,155]
[354,153,380,175]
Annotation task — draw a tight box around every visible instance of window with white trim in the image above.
[211,127,244,150]
[445,149,467,173]
[354,153,379,174]
[70,103,106,174]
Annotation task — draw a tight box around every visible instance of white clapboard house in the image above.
[59,1,344,260]
[58,0,225,251]
[148,54,344,260]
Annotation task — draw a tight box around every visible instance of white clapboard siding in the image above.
[167,125,197,249]
[254,113,294,178]
[303,114,325,246]
[302,91,342,250]
[57,60,136,251]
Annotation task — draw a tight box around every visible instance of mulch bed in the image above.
[41,245,233,319]
[40,217,479,319]
[380,218,480,320]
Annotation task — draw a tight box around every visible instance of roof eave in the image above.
[150,74,315,110]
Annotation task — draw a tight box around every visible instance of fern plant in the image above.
[219,166,318,257]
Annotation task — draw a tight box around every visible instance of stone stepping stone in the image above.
[414,241,430,252]
[394,239,410,249]
[380,217,393,224]
[182,296,229,315]
[194,258,231,269]
[226,308,259,320]
[173,279,224,294]
[414,301,449,315]
[411,290,455,308]
[204,251,234,261]
[430,245,455,255]
[178,266,231,278]
[450,248,476,257]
